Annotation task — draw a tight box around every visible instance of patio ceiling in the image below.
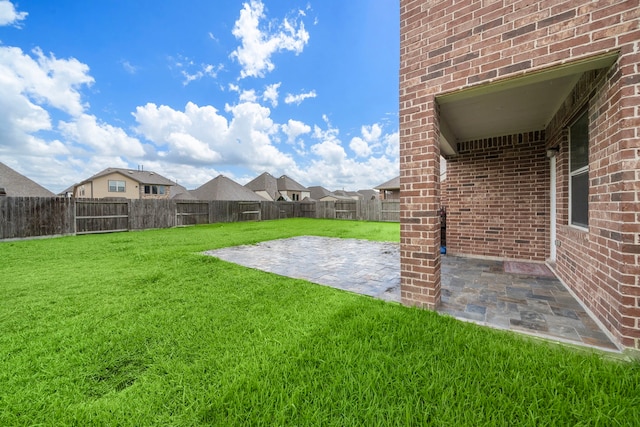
[437,52,619,156]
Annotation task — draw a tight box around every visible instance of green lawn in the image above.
[1,218,638,426]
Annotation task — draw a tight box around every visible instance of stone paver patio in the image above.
[204,236,618,352]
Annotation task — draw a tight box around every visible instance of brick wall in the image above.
[546,64,640,349]
[444,132,549,261]
[400,0,640,348]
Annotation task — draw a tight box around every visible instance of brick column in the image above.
[399,93,441,309]
[399,0,443,309]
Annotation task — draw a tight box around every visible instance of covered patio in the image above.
[440,256,617,351]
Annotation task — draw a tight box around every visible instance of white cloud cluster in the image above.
[282,119,310,144]
[0,43,150,190]
[133,100,295,172]
[59,114,145,157]
[262,82,280,106]
[284,90,316,105]
[349,124,384,158]
[0,0,26,27]
[0,1,399,193]
[171,55,224,85]
[230,0,309,78]
[0,47,93,116]
[288,121,398,190]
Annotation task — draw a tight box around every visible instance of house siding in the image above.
[75,171,173,200]
[78,174,140,199]
[400,0,640,348]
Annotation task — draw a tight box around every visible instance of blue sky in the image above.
[0,0,399,193]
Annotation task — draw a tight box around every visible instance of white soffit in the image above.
[436,51,619,149]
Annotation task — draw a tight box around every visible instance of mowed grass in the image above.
[1,218,638,426]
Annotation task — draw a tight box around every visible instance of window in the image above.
[292,193,299,201]
[569,112,589,228]
[108,180,126,193]
[144,185,165,195]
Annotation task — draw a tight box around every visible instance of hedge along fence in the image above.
[0,197,400,240]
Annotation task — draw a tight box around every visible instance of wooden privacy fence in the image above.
[0,197,400,240]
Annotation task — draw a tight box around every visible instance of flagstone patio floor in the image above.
[204,236,619,352]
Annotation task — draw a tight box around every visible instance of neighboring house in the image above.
[309,186,379,201]
[171,183,198,200]
[332,190,362,201]
[192,175,267,201]
[400,0,639,350]
[276,175,310,201]
[375,176,400,200]
[309,186,338,201]
[73,168,175,200]
[0,162,55,197]
[245,172,310,201]
[244,172,280,201]
[357,189,379,201]
[308,186,352,202]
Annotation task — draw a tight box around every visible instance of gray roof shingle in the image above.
[171,183,198,200]
[244,172,279,200]
[277,175,308,192]
[193,175,267,201]
[0,162,55,197]
[374,176,400,190]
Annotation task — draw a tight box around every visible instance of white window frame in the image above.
[108,180,126,193]
[569,111,589,231]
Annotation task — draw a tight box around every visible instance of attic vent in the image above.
[128,171,134,174]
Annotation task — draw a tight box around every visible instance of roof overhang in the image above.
[437,51,619,156]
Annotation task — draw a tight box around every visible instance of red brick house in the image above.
[400,0,639,350]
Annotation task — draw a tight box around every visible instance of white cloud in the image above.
[0,44,97,163]
[282,119,310,144]
[162,132,222,163]
[262,82,280,107]
[349,123,383,158]
[230,0,309,79]
[362,123,382,143]
[284,89,316,105]
[383,131,399,159]
[0,46,93,117]
[59,114,146,157]
[170,54,223,85]
[133,101,295,171]
[347,124,399,160]
[121,60,137,74]
[280,120,399,190]
[0,0,27,27]
[181,63,223,85]
[310,124,344,164]
[239,89,258,102]
[281,118,310,154]
[349,137,371,158]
